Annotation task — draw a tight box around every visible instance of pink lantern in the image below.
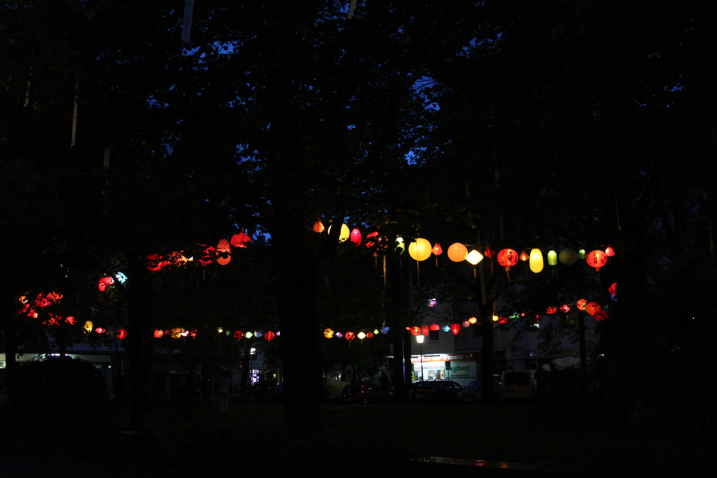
[350,228,362,246]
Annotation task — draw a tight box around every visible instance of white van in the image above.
[501,370,536,400]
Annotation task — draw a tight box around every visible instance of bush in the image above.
[15,356,107,414]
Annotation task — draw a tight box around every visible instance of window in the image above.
[429,330,440,341]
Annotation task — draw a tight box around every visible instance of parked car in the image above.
[501,370,537,400]
[456,375,502,402]
[408,380,464,403]
[340,382,381,404]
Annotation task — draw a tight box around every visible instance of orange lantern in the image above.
[586,250,608,272]
[345,331,355,341]
[323,328,334,338]
[116,329,128,340]
[410,326,421,336]
[594,310,608,321]
[230,231,252,248]
[447,243,468,262]
[429,324,440,331]
[217,239,231,265]
[154,329,164,338]
[198,245,215,265]
[468,317,477,324]
[519,250,529,261]
[95,327,106,334]
[350,228,362,246]
[450,323,460,335]
[577,299,587,311]
[313,220,325,233]
[265,331,275,341]
[421,324,430,336]
[367,332,373,338]
[586,302,601,315]
[605,246,615,257]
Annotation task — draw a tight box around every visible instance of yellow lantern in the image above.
[408,238,432,261]
[466,250,483,265]
[447,243,468,262]
[529,248,544,273]
[357,332,366,339]
[171,328,182,339]
[328,223,350,242]
[83,321,93,333]
[324,328,334,338]
[468,317,478,324]
[245,331,253,339]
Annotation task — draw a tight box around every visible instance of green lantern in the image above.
[547,250,558,266]
[578,249,587,260]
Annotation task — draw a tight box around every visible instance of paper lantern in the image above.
[83,321,93,333]
[408,238,432,261]
[466,250,483,265]
[462,320,470,327]
[468,317,477,324]
[546,307,557,315]
[432,243,443,256]
[65,316,76,325]
[98,277,114,291]
[560,304,571,313]
[594,310,608,321]
[181,330,190,337]
[421,324,430,336]
[217,254,231,266]
[380,326,390,334]
[529,249,544,273]
[395,236,405,253]
[313,220,325,233]
[198,245,215,265]
[154,329,164,338]
[558,248,578,265]
[441,325,451,332]
[519,250,529,261]
[350,228,362,246]
[255,330,263,338]
[577,299,587,311]
[586,302,601,315]
[265,331,275,341]
[492,314,499,322]
[365,231,388,250]
[245,331,253,339]
[367,332,373,338]
[230,330,241,340]
[547,250,558,266]
[450,323,461,335]
[410,326,421,336]
[323,328,334,338]
[115,272,127,283]
[605,246,615,257]
[217,239,231,265]
[328,223,350,242]
[586,250,608,272]
[357,332,366,339]
[609,282,617,296]
[217,238,231,251]
[498,317,509,324]
[429,324,440,331]
[335,332,343,338]
[497,249,518,271]
[95,327,106,334]
[345,331,355,341]
[146,254,164,271]
[447,243,468,262]
[578,249,587,260]
[116,329,128,340]
[217,327,224,333]
[190,329,197,338]
[484,247,494,258]
[373,329,379,334]
[230,232,252,248]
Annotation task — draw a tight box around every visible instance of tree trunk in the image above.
[390,331,405,404]
[127,257,147,431]
[240,345,251,402]
[480,301,495,405]
[403,329,412,385]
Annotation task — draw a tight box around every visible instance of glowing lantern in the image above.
[217,254,231,266]
[408,238,432,261]
[468,317,477,324]
[560,304,571,313]
[245,331,253,339]
[115,272,128,283]
[429,324,440,331]
[466,250,483,265]
[350,228,362,246]
[255,330,263,338]
[373,329,379,334]
[181,330,190,337]
[519,250,529,261]
[577,299,587,311]
[217,327,224,333]
[484,247,494,259]
[492,314,499,322]
[447,243,468,262]
[83,321,93,333]
[99,276,114,291]
[529,249,544,273]
[441,325,450,332]
[154,330,164,338]
[216,239,232,265]
[95,327,106,334]
[234,331,243,340]
[328,223,350,242]
[190,329,197,338]
[410,326,421,336]
[594,310,608,321]
[65,316,76,325]
[497,249,518,278]
[546,307,557,315]
[421,324,430,336]
[116,329,127,340]
[558,248,578,265]
[498,317,509,324]
[367,332,373,338]
[345,331,355,341]
[609,282,617,296]
[450,323,461,335]
[432,243,443,256]
[395,236,405,253]
[365,231,387,250]
[605,246,615,257]
[578,249,587,260]
[380,326,390,334]
[265,331,275,341]
[586,302,601,315]
[313,220,325,233]
[230,231,252,248]
[324,328,334,338]
[586,250,608,272]
[146,254,165,271]
[198,245,215,265]
[462,320,470,327]
[547,250,558,266]
[358,332,366,340]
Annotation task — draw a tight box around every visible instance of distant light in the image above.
[115,272,127,283]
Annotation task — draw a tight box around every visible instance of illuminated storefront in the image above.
[410,353,477,386]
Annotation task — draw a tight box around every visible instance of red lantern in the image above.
[577,299,587,311]
[190,329,197,338]
[234,330,243,340]
[546,306,557,315]
[365,231,388,250]
[313,221,325,233]
[484,247,494,258]
[429,324,440,331]
[116,329,127,340]
[594,310,608,321]
[95,327,106,334]
[519,250,529,261]
[65,316,76,325]
[265,331,275,341]
[432,243,443,256]
[367,332,373,338]
[609,282,617,296]
[605,246,615,257]
[498,317,509,324]
[345,331,355,341]
[560,304,571,313]
[586,302,601,315]
[154,329,164,338]
[410,326,421,336]
[98,277,114,291]
[198,245,215,265]
[586,250,608,272]
[497,249,519,271]
[146,254,165,271]
[450,323,461,335]
[230,232,252,248]
[350,228,362,246]
[421,324,430,336]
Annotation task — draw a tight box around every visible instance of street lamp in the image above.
[416,335,425,381]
